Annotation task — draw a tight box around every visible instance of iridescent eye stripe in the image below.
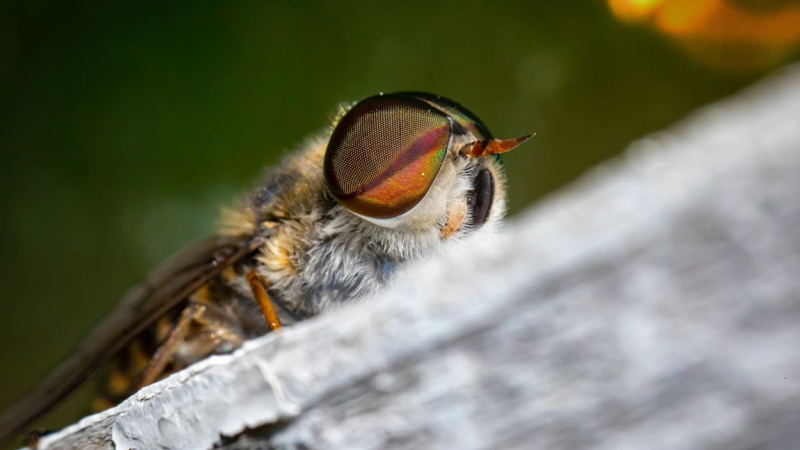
[346,127,448,216]
[340,126,448,197]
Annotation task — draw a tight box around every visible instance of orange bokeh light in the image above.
[607,0,800,73]
[607,0,666,23]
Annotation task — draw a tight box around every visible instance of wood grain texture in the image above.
[29,64,800,450]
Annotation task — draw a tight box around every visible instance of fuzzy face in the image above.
[228,92,527,319]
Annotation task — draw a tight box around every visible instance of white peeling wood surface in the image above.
[31,64,800,450]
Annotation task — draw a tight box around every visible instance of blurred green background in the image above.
[0,0,797,446]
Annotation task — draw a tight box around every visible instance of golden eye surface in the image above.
[324,93,452,219]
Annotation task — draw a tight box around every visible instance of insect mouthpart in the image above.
[467,167,495,229]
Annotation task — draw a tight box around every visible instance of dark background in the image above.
[0,0,797,446]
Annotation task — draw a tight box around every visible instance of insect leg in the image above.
[246,269,283,331]
[139,303,207,388]
[137,301,246,389]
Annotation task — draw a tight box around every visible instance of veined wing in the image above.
[0,233,265,447]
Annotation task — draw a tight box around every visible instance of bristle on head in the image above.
[458,134,533,158]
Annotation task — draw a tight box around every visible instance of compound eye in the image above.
[324,94,451,219]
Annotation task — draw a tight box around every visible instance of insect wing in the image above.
[0,233,263,446]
